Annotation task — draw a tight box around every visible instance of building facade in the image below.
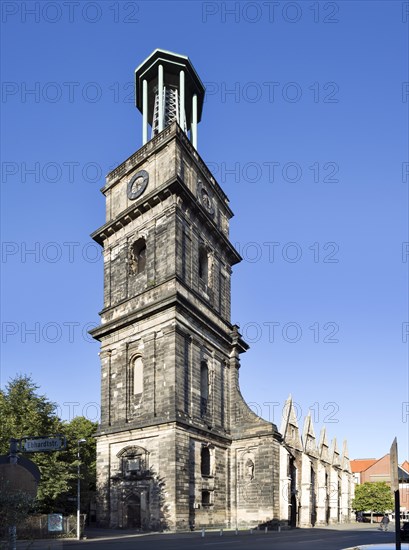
[351,455,409,516]
[91,49,353,531]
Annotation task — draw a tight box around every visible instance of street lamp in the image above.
[77,439,86,541]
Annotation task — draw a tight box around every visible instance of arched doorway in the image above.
[126,494,141,529]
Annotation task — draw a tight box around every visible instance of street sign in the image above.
[20,435,66,452]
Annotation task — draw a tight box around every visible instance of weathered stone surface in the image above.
[91,122,353,531]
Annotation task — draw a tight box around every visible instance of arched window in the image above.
[201,446,211,476]
[198,246,208,285]
[200,360,209,416]
[132,356,143,396]
[131,238,146,275]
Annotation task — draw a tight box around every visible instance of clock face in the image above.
[127,170,149,200]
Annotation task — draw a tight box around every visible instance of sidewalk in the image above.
[10,522,392,548]
[318,522,391,531]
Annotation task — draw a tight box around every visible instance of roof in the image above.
[134,49,205,123]
[350,459,377,473]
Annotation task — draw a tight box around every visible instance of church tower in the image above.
[91,49,282,531]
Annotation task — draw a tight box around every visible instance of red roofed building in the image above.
[350,459,377,484]
[351,455,409,516]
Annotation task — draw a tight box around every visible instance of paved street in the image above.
[12,523,409,550]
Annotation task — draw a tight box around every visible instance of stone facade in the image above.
[91,64,353,530]
[279,396,353,527]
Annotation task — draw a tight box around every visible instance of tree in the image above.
[0,375,69,512]
[0,375,97,515]
[352,482,394,522]
[0,375,61,452]
[53,416,97,516]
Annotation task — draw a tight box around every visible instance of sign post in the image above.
[20,435,66,453]
[4,435,66,549]
[390,437,401,550]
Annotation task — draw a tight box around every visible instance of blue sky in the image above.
[1,1,408,462]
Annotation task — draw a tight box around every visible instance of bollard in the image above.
[250,528,253,534]
[220,529,223,536]
[201,528,205,537]
[278,525,281,533]
[235,528,238,535]
[265,526,268,533]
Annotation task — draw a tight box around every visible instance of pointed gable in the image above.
[319,426,330,463]
[330,438,341,468]
[341,440,351,473]
[302,413,318,457]
[280,395,303,451]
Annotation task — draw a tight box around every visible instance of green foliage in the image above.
[0,375,97,515]
[53,416,97,514]
[0,375,61,453]
[352,482,394,513]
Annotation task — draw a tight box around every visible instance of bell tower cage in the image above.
[134,49,205,149]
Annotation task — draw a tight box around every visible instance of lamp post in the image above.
[77,439,86,541]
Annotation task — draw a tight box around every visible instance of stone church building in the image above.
[91,49,353,531]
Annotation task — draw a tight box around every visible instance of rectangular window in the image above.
[218,271,225,314]
[200,446,211,476]
[181,230,186,281]
[184,336,189,414]
[200,361,209,417]
[220,362,225,428]
[199,246,208,285]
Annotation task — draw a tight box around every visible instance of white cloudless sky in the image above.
[1,0,408,461]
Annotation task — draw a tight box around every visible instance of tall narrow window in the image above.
[220,361,225,428]
[200,360,209,416]
[181,230,186,281]
[183,336,190,414]
[130,238,146,275]
[201,446,211,476]
[133,356,143,396]
[198,246,208,285]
